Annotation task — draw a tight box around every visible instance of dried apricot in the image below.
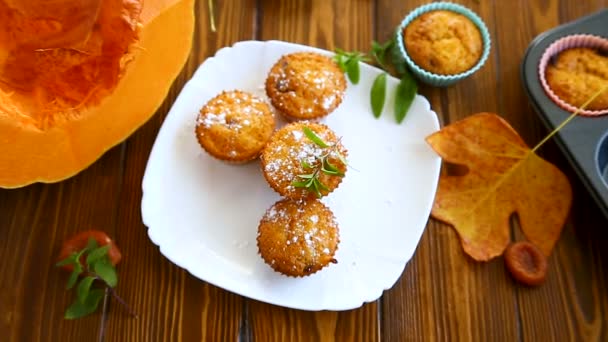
[504,241,548,286]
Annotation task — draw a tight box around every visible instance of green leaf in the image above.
[56,253,78,267]
[336,152,349,167]
[300,159,313,169]
[93,258,117,288]
[321,158,345,176]
[296,173,315,179]
[67,238,98,267]
[315,179,329,192]
[346,58,360,84]
[321,168,344,176]
[64,289,105,320]
[370,73,387,118]
[66,263,83,290]
[394,71,417,124]
[86,245,110,266]
[311,179,322,198]
[292,180,310,188]
[76,276,95,303]
[322,157,339,172]
[371,39,394,69]
[333,53,348,72]
[85,238,98,251]
[302,127,329,148]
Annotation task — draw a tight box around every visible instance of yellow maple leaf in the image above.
[426,113,572,261]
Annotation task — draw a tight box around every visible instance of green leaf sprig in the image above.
[292,127,347,198]
[56,239,136,320]
[333,48,371,85]
[370,40,394,70]
[334,38,417,123]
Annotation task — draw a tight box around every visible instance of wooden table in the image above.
[2,0,608,341]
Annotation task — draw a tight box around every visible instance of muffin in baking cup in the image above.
[393,2,491,87]
[538,34,608,116]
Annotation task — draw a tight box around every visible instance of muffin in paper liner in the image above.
[393,2,491,87]
[538,34,608,116]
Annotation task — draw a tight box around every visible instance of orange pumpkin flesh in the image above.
[0,0,194,188]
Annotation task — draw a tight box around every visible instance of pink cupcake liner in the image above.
[538,34,608,116]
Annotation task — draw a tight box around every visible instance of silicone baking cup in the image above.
[393,2,491,87]
[538,34,608,116]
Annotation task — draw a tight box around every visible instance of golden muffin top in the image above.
[403,10,483,75]
[260,122,348,199]
[545,47,608,111]
[265,52,346,120]
[196,90,275,162]
[257,198,339,277]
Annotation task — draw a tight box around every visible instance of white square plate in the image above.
[141,40,441,311]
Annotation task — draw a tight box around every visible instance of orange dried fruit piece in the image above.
[504,241,548,286]
[426,113,572,261]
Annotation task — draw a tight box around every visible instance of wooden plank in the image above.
[378,0,521,340]
[0,146,125,341]
[102,1,256,341]
[250,1,379,341]
[493,1,608,340]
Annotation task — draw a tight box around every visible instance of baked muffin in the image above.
[257,198,339,277]
[265,52,346,121]
[195,90,275,163]
[403,10,483,75]
[545,48,608,111]
[260,122,348,199]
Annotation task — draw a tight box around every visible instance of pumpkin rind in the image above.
[0,0,195,188]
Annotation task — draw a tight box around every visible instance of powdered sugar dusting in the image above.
[262,123,346,198]
[198,112,226,128]
[197,91,270,133]
[268,53,345,115]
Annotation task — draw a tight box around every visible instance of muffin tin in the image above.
[521,9,608,218]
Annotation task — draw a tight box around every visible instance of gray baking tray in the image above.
[521,9,608,218]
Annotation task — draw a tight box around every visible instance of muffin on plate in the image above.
[403,10,482,75]
[195,90,275,163]
[545,47,608,111]
[265,52,346,121]
[257,198,339,277]
[260,121,348,199]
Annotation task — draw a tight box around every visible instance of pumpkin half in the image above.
[0,0,194,188]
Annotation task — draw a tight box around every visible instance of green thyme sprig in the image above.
[335,38,417,124]
[292,127,347,198]
[56,239,136,320]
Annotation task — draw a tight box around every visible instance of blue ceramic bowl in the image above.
[393,2,492,87]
